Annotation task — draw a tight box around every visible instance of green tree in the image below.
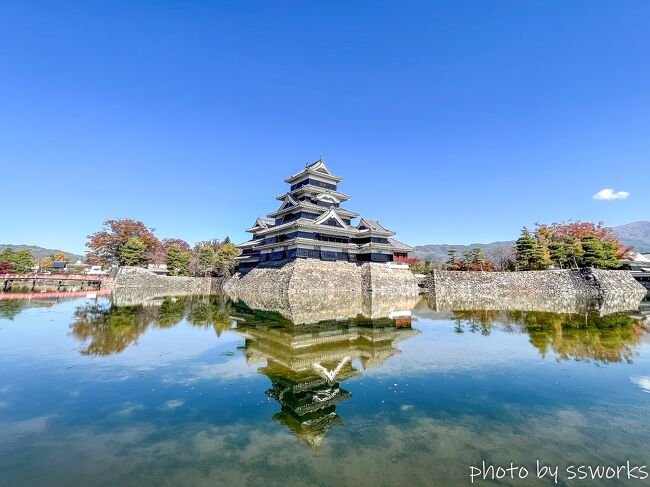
[580,235,605,268]
[548,241,569,268]
[515,228,537,270]
[214,242,240,276]
[119,237,147,266]
[0,248,35,274]
[13,249,36,273]
[196,245,216,276]
[516,228,551,271]
[410,259,432,275]
[564,238,583,269]
[86,219,160,266]
[471,248,487,270]
[601,241,621,268]
[166,244,191,276]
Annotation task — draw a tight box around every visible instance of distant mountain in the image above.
[413,221,650,263]
[612,221,650,252]
[0,244,85,263]
[412,241,515,264]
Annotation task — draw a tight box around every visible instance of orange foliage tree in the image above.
[536,221,633,260]
[86,219,161,266]
[446,248,497,271]
[147,238,193,264]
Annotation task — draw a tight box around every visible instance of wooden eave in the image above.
[237,239,259,248]
[356,228,396,237]
[267,201,359,219]
[254,237,359,252]
[277,185,350,202]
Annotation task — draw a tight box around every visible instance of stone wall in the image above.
[224,259,420,301]
[362,263,420,296]
[425,268,647,314]
[112,267,223,304]
[223,259,421,324]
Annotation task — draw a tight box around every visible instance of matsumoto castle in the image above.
[236,159,414,269]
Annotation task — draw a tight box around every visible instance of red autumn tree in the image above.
[148,238,193,264]
[535,221,633,260]
[86,219,160,266]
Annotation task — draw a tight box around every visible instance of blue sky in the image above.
[1,1,648,254]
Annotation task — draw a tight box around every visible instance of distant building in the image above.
[85,265,109,276]
[51,261,67,271]
[236,159,414,270]
[621,252,650,272]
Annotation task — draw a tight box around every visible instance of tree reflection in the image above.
[0,300,30,320]
[516,311,645,363]
[451,309,648,363]
[186,296,233,336]
[155,297,189,328]
[69,296,234,355]
[451,310,500,336]
[70,303,156,355]
[0,299,56,320]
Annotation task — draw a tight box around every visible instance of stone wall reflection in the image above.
[226,288,422,325]
[428,291,646,317]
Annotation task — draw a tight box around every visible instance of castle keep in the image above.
[236,159,413,269]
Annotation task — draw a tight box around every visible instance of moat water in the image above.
[0,292,649,486]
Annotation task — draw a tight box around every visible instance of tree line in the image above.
[85,219,240,277]
[0,248,37,274]
[1,249,96,274]
[514,221,630,270]
[408,221,632,274]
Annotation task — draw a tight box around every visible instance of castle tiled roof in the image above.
[358,218,394,235]
[388,238,415,252]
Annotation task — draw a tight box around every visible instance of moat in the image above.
[0,292,649,486]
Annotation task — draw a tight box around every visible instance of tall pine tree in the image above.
[580,235,606,268]
[119,237,146,266]
[515,228,537,270]
[165,244,191,276]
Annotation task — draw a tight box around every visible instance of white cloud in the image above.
[593,188,630,200]
[164,400,184,409]
[631,376,650,393]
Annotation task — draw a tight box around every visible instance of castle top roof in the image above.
[284,159,343,184]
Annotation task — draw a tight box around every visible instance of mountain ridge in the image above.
[0,244,85,263]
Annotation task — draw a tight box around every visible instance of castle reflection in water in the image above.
[236,315,420,449]
[53,287,650,447]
